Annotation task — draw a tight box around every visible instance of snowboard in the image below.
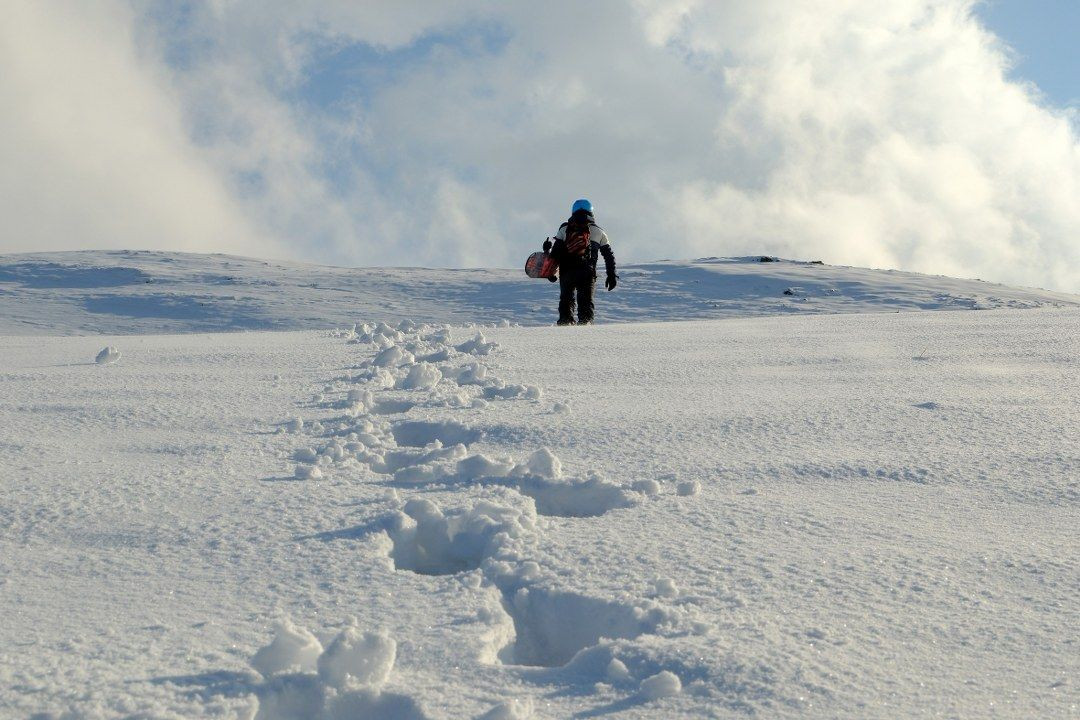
[525,251,557,279]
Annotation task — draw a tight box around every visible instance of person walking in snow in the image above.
[543,198,617,325]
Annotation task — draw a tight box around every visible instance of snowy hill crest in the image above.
[1,250,1077,335]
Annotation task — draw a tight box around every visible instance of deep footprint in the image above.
[392,420,481,448]
[371,399,416,415]
[388,499,534,576]
[497,587,664,667]
[515,474,637,518]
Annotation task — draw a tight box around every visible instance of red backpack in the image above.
[564,214,592,256]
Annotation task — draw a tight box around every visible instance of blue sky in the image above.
[977,0,1080,107]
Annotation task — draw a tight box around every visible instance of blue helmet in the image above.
[571,198,593,214]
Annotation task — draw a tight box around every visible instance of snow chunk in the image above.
[420,347,452,363]
[331,325,356,340]
[677,481,701,497]
[483,382,533,400]
[457,454,516,478]
[373,345,415,368]
[639,670,682,700]
[479,698,534,719]
[356,433,381,449]
[392,464,446,485]
[373,322,405,343]
[285,417,303,434]
[436,390,473,409]
[320,441,347,463]
[347,388,371,404]
[294,447,318,463]
[425,326,452,345]
[517,448,561,479]
[652,578,679,599]
[251,618,323,677]
[606,658,632,683]
[370,367,396,388]
[317,625,396,690]
[455,362,488,385]
[632,479,662,496]
[457,332,498,355]
[397,363,442,391]
[95,346,121,365]
[294,464,323,480]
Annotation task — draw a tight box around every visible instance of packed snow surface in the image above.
[0,253,1078,718]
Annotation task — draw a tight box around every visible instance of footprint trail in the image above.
[244,319,700,717]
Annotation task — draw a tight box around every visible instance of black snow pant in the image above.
[558,261,596,325]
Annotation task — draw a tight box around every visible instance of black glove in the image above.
[548,274,558,283]
[605,273,617,291]
[543,239,552,253]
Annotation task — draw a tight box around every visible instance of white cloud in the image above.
[1,1,1078,292]
[645,0,1080,290]
[0,0,279,258]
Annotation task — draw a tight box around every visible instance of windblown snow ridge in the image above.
[2,250,1076,335]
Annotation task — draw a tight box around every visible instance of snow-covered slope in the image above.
[1,253,1077,718]
[1,250,1077,335]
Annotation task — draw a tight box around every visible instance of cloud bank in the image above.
[0,1,273,258]
[1,0,1078,291]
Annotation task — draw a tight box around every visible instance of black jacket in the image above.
[549,212,616,276]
